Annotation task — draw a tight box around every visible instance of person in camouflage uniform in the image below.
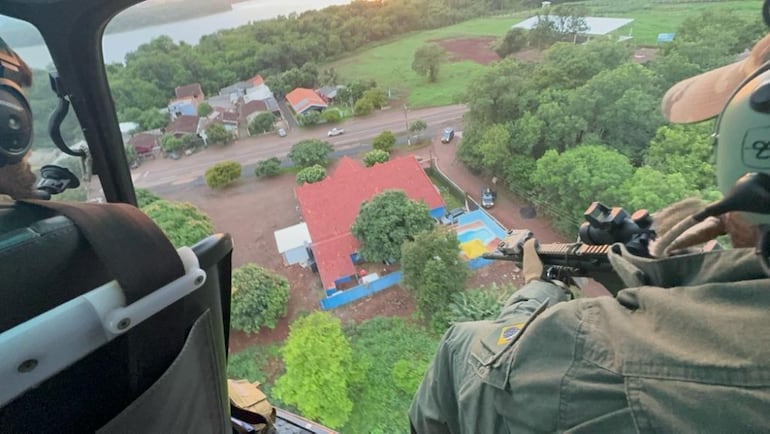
[409,33,770,434]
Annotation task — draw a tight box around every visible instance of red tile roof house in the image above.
[127,132,160,157]
[294,156,445,309]
[285,87,328,116]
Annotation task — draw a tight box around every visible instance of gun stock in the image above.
[482,242,614,276]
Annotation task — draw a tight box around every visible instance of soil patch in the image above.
[632,47,659,64]
[430,37,501,65]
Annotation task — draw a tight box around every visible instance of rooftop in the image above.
[175,83,204,99]
[166,115,200,134]
[295,156,444,289]
[512,15,634,36]
[286,88,328,114]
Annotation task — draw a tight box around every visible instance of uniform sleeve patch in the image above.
[497,323,525,345]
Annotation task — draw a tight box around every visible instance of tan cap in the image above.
[661,33,770,124]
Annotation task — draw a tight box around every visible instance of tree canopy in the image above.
[351,190,434,262]
[141,199,214,248]
[401,227,470,318]
[274,312,354,429]
[230,264,290,333]
[412,43,447,82]
[288,139,334,168]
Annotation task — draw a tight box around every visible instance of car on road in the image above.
[328,127,344,137]
[277,128,287,137]
[441,127,455,143]
[440,207,466,225]
[481,187,496,209]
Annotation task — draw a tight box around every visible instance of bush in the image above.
[249,112,277,135]
[141,200,214,248]
[322,109,342,123]
[205,160,242,189]
[298,111,322,126]
[296,165,326,185]
[255,157,282,178]
[231,264,290,332]
[205,123,233,146]
[362,149,389,167]
[288,139,334,167]
[354,98,374,116]
[372,130,396,153]
[135,188,161,208]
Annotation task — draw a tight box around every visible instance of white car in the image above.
[328,128,344,137]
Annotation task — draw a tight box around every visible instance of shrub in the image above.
[354,98,374,116]
[363,149,389,167]
[231,264,290,332]
[322,109,342,123]
[255,157,282,178]
[298,111,322,126]
[205,160,242,189]
[288,139,334,167]
[372,130,396,153]
[296,165,326,185]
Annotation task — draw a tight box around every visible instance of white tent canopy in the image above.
[274,223,311,254]
[512,16,634,37]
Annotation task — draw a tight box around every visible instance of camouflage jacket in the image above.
[409,245,770,433]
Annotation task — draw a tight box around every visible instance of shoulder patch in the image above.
[497,323,525,345]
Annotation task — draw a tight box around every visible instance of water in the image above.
[12,0,351,69]
[457,227,495,244]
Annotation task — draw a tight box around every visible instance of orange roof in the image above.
[250,74,265,86]
[295,156,444,289]
[286,88,327,115]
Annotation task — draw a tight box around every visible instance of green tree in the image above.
[206,123,233,146]
[298,111,323,126]
[254,157,282,178]
[296,165,326,185]
[478,124,512,174]
[141,200,214,248]
[322,109,342,123]
[362,149,389,167]
[161,134,183,153]
[411,43,446,83]
[644,123,716,191]
[197,101,213,117]
[137,109,169,130]
[528,14,559,49]
[351,190,434,262]
[391,359,430,395]
[372,130,396,153]
[125,143,138,166]
[205,160,242,189]
[361,88,387,109]
[409,119,428,137]
[274,312,353,429]
[231,264,290,333]
[401,227,469,317]
[288,139,334,167]
[248,112,277,135]
[531,145,634,233]
[621,167,695,213]
[494,27,528,58]
[354,97,374,116]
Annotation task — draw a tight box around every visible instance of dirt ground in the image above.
[632,47,659,64]
[431,37,501,65]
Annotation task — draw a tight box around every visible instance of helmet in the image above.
[713,64,770,225]
[0,37,33,167]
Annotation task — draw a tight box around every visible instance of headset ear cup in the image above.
[0,78,32,167]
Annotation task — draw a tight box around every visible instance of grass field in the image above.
[329,1,763,108]
[602,1,761,46]
[328,15,525,108]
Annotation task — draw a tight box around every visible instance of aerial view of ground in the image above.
[431,37,501,65]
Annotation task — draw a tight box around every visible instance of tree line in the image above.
[459,9,763,234]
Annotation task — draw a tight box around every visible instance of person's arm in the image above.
[409,325,459,434]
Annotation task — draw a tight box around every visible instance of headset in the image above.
[0,37,33,168]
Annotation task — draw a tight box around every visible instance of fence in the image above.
[320,271,403,310]
[426,160,467,208]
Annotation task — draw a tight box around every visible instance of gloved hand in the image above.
[648,197,726,257]
[522,238,543,284]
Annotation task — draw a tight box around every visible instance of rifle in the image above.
[483,203,655,291]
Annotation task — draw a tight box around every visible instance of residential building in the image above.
[165,115,200,138]
[242,99,270,124]
[127,132,160,156]
[294,156,445,293]
[285,88,328,116]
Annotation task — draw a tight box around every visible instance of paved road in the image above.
[131,104,467,189]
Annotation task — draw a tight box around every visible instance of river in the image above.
[13,0,351,69]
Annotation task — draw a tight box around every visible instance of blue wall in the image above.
[320,271,403,310]
[430,206,446,219]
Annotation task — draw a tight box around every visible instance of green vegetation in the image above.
[401,227,470,320]
[363,149,390,167]
[288,139,335,168]
[226,344,283,398]
[248,112,277,135]
[274,312,355,429]
[351,190,434,262]
[344,317,440,433]
[204,161,242,189]
[296,165,327,185]
[254,157,282,178]
[427,172,464,210]
[231,264,290,333]
[372,130,396,153]
[141,200,214,248]
[205,123,233,146]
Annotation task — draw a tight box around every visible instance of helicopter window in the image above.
[1,14,89,202]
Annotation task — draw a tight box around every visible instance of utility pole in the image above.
[403,104,410,145]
